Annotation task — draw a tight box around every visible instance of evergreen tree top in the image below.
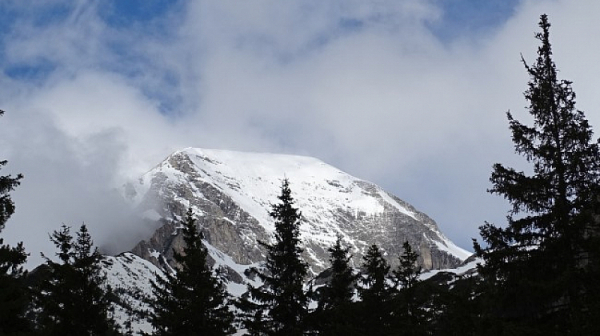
[393,241,421,290]
[358,244,390,298]
[0,110,23,231]
[177,208,207,262]
[49,225,74,264]
[238,179,309,336]
[322,236,356,309]
[487,13,600,236]
[475,14,600,333]
[37,223,119,336]
[269,179,302,244]
[148,208,234,336]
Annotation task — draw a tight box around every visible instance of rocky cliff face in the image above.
[124,148,470,280]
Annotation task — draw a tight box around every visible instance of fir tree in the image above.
[320,236,356,310]
[0,109,31,335]
[238,179,309,336]
[148,207,234,336]
[36,224,120,336]
[312,236,359,336]
[393,241,421,291]
[475,14,600,334]
[391,241,427,336]
[356,244,392,335]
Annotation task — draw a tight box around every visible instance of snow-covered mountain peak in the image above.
[109,147,473,334]
[125,147,470,276]
[184,148,416,232]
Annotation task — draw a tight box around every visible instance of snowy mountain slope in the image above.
[102,245,262,335]
[101,245,480,335]
[102,253,160,335]
[124,148,470,278]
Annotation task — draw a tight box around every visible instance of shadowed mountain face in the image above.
[124,148,470,279]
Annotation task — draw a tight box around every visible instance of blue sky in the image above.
[2,0,600,267]
[1,0,521,85]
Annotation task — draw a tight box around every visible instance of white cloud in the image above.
[2,0,600,265]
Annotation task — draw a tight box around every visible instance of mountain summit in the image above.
[124,148,469,278]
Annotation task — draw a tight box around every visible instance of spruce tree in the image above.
[36,224,120,335]
[0,109,31,334]
[148,207,234,336]
[393,241,421,291]
[238,179,309,336]
[391,241,427,336]
[312,236,359,336]
[475,14,600,334]
[356,244,392,335]
[319,237,356,310]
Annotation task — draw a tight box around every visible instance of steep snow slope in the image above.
[103,247,260,335]
[102,253,161,335]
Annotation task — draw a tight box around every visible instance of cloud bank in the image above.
[1,0,600,267]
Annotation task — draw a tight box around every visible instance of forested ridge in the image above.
[1,15,600,335]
